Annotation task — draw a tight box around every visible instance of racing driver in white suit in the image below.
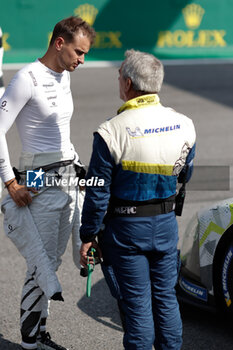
[0,16,95,350]
[0,26,5,198]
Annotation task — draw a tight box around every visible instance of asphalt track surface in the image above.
[1,62,233,349]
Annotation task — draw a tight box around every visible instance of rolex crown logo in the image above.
[74,4,98,26]
[182,3,205,30]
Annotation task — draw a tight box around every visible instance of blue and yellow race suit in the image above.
[80,94,196,350]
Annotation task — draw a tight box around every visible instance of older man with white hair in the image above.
[80,49,196,350]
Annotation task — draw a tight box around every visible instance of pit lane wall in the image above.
[0,0,233,64]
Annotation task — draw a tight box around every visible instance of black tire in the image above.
[213,240,233,316]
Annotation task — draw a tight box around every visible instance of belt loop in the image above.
[162,201,166,213]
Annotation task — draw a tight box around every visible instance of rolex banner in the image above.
[0,0,233,64]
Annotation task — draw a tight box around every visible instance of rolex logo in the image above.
[74,4,98,26]
[182,3,205,29]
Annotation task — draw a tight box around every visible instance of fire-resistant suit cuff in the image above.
[80,233,97,243]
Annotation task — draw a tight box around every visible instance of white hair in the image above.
[121,49,164,93]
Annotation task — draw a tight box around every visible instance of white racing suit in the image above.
[0,58,84,349]
[0,27,4,199]
[0,27,4,97]
[1,151,84,347]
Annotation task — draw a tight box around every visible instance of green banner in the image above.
[0,0,233,64]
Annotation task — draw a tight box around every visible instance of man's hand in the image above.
[5,178,38,207]
[80,240,102,268]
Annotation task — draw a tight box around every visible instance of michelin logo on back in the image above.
[126,125,181,137]
[144,124,180,134]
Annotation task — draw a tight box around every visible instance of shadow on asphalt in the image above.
[77,277,123,332]
[77,277,233,349]
[0,334,21,350]
[180,302,233,350]
[164,64,233,109]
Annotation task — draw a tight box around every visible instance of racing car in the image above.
[177,197,233,315]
